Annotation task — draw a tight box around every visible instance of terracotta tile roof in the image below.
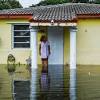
[31,3,100,22]
[0,8,33,15]
[0,3,100,21]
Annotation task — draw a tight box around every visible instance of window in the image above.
[13,80,30,99]
[13,24,30,48]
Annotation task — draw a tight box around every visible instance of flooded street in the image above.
[1,65,100,100]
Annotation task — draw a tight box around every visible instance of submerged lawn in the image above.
[0,65,100,100]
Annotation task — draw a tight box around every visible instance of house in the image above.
[0,3,100,69]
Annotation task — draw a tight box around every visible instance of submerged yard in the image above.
[0,65,100,100]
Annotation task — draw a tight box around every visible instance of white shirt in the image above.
[40,41,50,59]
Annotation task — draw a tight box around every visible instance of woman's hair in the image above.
[40,35,47,42]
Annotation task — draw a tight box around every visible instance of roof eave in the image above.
[0,14,32,19]
[77,14,100,19]
[29,18,77,26]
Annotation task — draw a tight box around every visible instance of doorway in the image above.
[48,27,64,65]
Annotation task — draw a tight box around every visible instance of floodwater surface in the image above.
[0,65,100,100]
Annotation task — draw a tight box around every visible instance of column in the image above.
[30,26,38,69]
[70,27,77,69]
[30,26,38,100]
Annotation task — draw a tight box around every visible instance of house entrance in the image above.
[48,27,64,65]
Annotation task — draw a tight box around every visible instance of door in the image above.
[48,27,64,65]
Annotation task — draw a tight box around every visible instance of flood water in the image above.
[1,65,100,100]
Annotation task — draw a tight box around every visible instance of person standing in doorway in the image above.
[39,35,51,70]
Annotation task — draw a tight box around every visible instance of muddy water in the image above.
[0,65,100,100]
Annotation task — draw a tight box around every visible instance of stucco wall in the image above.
[1,18,100,65]
[64,27,70,65]
[64,19,100,65]
[77,19,100,65]
[0,19,31,64]
[0,19,46,64]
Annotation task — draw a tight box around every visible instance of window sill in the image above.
[12,48,31,51]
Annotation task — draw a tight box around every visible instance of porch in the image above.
[30,25,77,69]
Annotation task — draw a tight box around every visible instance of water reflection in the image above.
[38,66,50,100]
[1,65,100,100]
[37,65,68,100]
[0,64,77,100]
[14,80,30,100]
[7,64,16,100]
[6,64,31,100]
[69,69,76,100]
[40,66,50,92]
[30,68,37,100]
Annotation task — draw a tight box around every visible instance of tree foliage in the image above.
[0,0,22,10]
[95,0,100,4]
[76,0,100,3]
[34,0,70,6]
[31,0,100,6]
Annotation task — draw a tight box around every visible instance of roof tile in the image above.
[0,3,100,21]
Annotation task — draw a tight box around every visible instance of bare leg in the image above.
[41,59,48,72]
[42,60,45,67]
[44,59,48,72]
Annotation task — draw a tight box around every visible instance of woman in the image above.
[39,35,51,68]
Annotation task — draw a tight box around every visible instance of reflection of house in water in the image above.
[38,66,50,100]
[48,65,66,100]
[40,72,50,92]
[38,65,70,100]
[70,69,76,100]
[13,80,30,100]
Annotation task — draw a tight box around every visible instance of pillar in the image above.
[30,26,38,69]
[70,27,77,69]
[30,26,38,100]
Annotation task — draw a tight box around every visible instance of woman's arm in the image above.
[48,45,51,55]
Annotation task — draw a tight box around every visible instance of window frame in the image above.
[12,24,31,49]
